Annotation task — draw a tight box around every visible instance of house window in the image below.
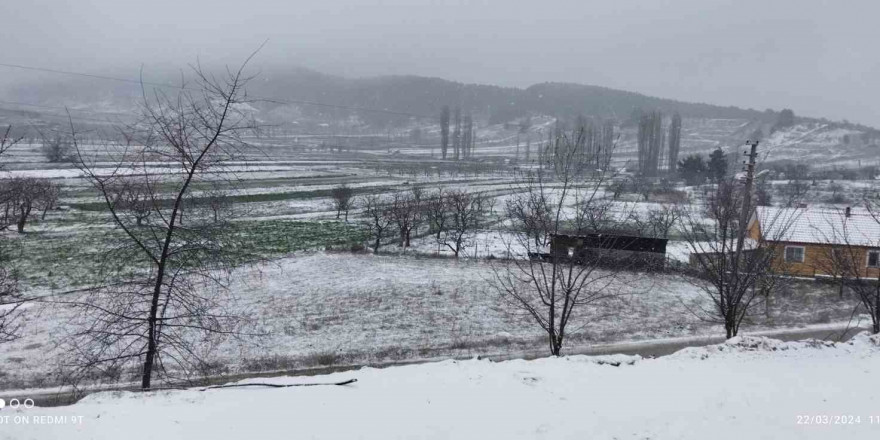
[868,250,880,268]
[785,246,805,263]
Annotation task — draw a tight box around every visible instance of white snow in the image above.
[2,333,879,440]
[755,206,880,247]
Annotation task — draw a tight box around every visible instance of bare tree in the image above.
[780,163,811,207]
[437,189,489,257]
[825,199,880,333]
[678,179,793,338]
[578,196,620,234]
[330,184,354,221]
[65,56,261,390]
[755,178,772,206]
[492,127,630,356]
[389,188,422,250]
[423,188,443,236]
[0,177,60,232]
[814,224,879,332]
[201,188,232,224]
[41,133,72,163]
[361,194,393,253]
[107,178,155,226]
[504,176,553,249]
[440,106,450,160]
[667,113,682,174]
[0,125,23,159]
[0,241,21,344]
[780,180,810,207]
[452,107,462,161]
[629,204,680,239]
[630,175,654,201]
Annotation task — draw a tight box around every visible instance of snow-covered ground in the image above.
[3,333,879,440]
[1,251,864,391]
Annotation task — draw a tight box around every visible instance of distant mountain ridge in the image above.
[0,65,872,131]
[245,67,772,124]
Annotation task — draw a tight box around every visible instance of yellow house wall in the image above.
[748,219,761,241]
[768,242,880,278]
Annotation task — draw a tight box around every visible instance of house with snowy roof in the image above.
[748,206,880,278]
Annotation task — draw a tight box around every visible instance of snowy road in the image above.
[2,332,879,440]
[1,322,864,408]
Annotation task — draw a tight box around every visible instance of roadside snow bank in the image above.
[670,332,880,360]
[2,334,879,440]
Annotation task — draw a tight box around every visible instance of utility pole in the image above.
[735,140,760,256]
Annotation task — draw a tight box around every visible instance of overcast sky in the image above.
[1,0,878,126]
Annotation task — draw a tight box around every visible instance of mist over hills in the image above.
[1,65,800,127]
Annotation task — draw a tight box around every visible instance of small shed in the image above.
[549,233,668,269]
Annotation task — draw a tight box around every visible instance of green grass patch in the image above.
[5,220,369,290]
[227,220,368,256]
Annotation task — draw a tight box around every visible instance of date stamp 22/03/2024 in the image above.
[797,415,880,425]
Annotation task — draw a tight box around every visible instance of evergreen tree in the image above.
[771,109,795,133]
[677,154,707,186]
[777,109,795,128]
[708,148,728,183]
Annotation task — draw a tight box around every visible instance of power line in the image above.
[0,101,129,125]
[0,62,176,89]
[0,99,130,117]
[0,111,123,125]
[0,62,432,119]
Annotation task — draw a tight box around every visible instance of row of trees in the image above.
[0,126,23,343]
[0,127,61,345]
[637,111,683,177]
[0,126,62,233]
[360,187,494,257]
[534,120,616,176]
[572,116,615,170]
[0,178,60,233]
[439,106,476,160]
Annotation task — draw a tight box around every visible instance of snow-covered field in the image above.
[1,132,876,396]
[3,333,879,440]
[1,251,864,391]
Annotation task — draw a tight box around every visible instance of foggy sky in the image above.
[2,0,878,126]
